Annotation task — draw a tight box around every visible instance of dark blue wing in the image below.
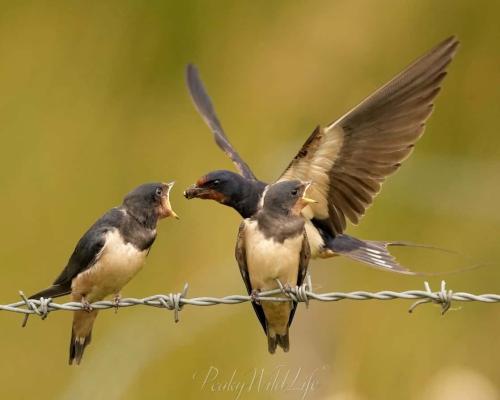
[186,64,257,181]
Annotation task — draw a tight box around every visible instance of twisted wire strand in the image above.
[1,280,499,324]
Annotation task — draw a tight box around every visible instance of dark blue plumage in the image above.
[184,37,460,274]
[30,182,178,365]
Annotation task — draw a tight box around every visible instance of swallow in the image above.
[236,180,315,353]
[29,182,178,365]
[184,36,459,273]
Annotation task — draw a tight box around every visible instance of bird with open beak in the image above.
[184,36,459,273]
[236,180,315,353]
[29,182,178,365]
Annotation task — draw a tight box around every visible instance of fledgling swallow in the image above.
[184,36,459,273]
[29,182,178,365]
[236,180,315,353]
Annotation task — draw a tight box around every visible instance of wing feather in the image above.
[186,64,257,180]
[235,222,267,333]
[280,36,459,234]
[287,232,310,328]
[52,228,107,286]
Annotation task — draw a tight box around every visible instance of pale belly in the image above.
[245,228,303,290]
[244,220,304,335]
[72,230,148,302]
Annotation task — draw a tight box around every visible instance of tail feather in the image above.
[69,329,92,365]
[69,310,98,365]
[29,284,71,300]
[267,335,277,354]
[276,333,289,352]
[329,234,486,276]
[329,234,413,273]
[267,326,290,354]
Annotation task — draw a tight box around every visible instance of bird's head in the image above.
[184,170,246,205]
[123,182,179,225]
[263,180,316,216]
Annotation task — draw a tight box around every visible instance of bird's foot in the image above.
[250,289,261,305]
[113,293,121,313]
[81,297,93,312]
[279,282,293,295]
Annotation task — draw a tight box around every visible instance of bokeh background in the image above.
[0,1,499,399]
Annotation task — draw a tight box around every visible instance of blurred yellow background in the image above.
[0,1,499,399]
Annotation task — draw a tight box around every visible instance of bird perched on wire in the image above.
[236,180,315,353]
[184,36,459,273]
[29,182,178,365]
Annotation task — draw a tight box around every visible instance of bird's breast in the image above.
[73,229,148,301]
[244,220,303,290]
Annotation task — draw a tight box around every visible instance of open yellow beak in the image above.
[299,196,317,210]
[164,181,180,219]
[298,182,317,209]
[301,197,317,205]
[167,199,180,219]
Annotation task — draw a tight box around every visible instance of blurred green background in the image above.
[0,1,499,399]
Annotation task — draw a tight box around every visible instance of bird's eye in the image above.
[155,188,163,197]
[212,179,220,186]
[291,189,299,196]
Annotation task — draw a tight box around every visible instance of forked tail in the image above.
[328,234,460,275]
[69,310,98,365]
[267,326,290,354]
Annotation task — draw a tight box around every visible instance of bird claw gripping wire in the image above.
[157,283,189,323]
[250,289,261,305]
[19,291,51,327]
[112,294,121,314]
[7,279,498,321]
[275,274,313,308]
[408,281,454,315]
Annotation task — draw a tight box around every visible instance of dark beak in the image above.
[184,184,210,199]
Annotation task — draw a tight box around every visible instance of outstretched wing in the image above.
[235,222,267,333]
[280,36,459,235]
[186,64,257,180]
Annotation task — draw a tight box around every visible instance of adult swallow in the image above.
[184,36,459,273]
[236,180,315,353]
[30,182,178,365]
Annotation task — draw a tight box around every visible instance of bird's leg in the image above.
[113,293,121,313]
[276,278,292,295]
[282,282,293,294]
[81,295,93,312]
[250,289,261,305]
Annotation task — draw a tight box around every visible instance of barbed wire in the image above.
[2,279,500,326]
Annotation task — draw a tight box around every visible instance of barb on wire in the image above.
[408,281,455,314]
[2,280,499,325]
